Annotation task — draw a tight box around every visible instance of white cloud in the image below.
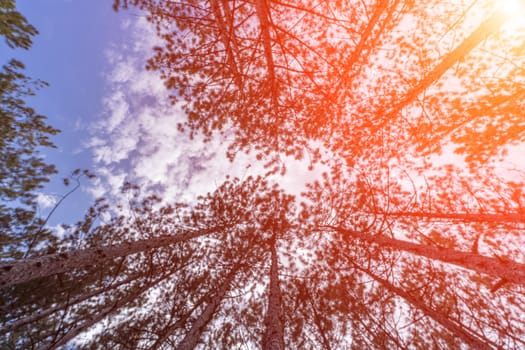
[88,15,318,207]
[35,192,58,210]
[103,91,129,131]
[49,224,68,239]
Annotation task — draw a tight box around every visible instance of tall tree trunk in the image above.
[176,261,243,350]
[384,211,525,224]
[38,270,174,350]
[389,10,506,117]
[1,273,138,333]
[148,293,209,350]
[336,0,392,92]
[262,237,285,350]
[350,261,495,350]
[0,226,221,289]
[255,0,277,102]
[328,226,525,286]
[210,0,242,86]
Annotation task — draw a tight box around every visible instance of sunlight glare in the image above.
[501,0,525,13]
[500,0,525,28]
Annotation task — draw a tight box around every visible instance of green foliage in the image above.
[0,0,60,258]
[0,0,38,50]
[0,59,59,204]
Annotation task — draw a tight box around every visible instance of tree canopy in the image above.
[0,0,59,259]
[115,0,524,169]
[0,0,38,50]
[3,0,525,349]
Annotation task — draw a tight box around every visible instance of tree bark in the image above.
[336,0,391,92]
[350,261,495,350]
[0,226,221,289]
[1,273,138,333]
[384,211,525,224]
[255,0,277,101]
[389,10,506,117]
[176,261,243,350]
[38,271,173,350]
[329,226,525,287]
[210,0,242,86]
[148,293,208,350]
[262,238,285,350]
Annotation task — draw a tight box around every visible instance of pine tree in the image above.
[114,0,523,168]
[0,0,60,259]
[4,1,525,349]
[0,0,38,50]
